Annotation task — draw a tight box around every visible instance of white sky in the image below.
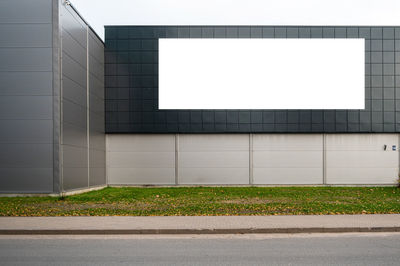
[70,0,400,40]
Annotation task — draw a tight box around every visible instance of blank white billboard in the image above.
[159,38,364,109]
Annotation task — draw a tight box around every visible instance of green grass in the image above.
[0,187,400,216]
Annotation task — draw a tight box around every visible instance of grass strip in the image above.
[0,186,399,216]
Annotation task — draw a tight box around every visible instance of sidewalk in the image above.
[0,214,399,235]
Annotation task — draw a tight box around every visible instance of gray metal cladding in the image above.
[105,26,400,133]
[58,1,105,191]
[0,168,53,193]
[0,24,52,47]
[60,1,88,191]
[0,72,53,96]
[0,48,52,72]
[0,0,106,193]
[0,0,52,24]
[88,29,106,187]
[0,96,53,120]
[0,0,54,193]
[0,120,53,144]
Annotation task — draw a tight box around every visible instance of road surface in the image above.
[0,233,399,265]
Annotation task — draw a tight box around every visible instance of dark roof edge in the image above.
[104,25,400,28]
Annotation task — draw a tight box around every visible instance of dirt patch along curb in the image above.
[1,227,400,235]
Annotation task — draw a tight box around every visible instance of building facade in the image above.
[104,26,400,186]
[0,0,105,194]
[0,1,399,194]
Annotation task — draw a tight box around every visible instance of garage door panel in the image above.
[179,168,249,184]
[108,151,174,168]
[108,167,175,185]
[253,134,323,151]
[326,134,398,184]
[179,151,249,168]
[326,134,398,151]
[179,134,248,151]
[253,151,322,168]
[254,168,323,184]
[107,134,174,152]
[327,168,397,184]
[327,151,397,168]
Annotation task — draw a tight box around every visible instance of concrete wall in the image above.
[0,0,54,193]
[107,134,399,186]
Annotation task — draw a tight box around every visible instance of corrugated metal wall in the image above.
[0,0,54,193]
[107,134,399,186]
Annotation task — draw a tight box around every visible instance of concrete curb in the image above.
[1,227,400,235]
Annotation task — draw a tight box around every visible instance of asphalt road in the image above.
[0,233,399,266]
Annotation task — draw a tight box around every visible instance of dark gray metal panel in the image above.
[105,26,400,133]
[62,51,86,89]
[89,148,105,187]
[90,92,104,115]
[62,29,87,68]
[0,0,52,23]
[62,145,87,168]
[0,48,52,72]
[0,120,53,144]
[60,2,89,191]
[90,126,105,148]
[62,167,88,190]
[62,99,87,129]
[60,3,87,49]
[0,96,53,120]
[62,145,88,190]
[0,72,52,96]
[89,31,104,64]
[63,121,87,147]
[0,143,53,168]
[0,0,55,193]
[89,56,105,86]
[89,75,105,100]
[62,76,87,107]
[0,24,52,48]
[88,29,106,187]
[0,168,53,193]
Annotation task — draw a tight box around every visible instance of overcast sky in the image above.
[71,0,400,40]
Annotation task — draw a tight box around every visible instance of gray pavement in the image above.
[0,233,399,265]
[1,214,400,234]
